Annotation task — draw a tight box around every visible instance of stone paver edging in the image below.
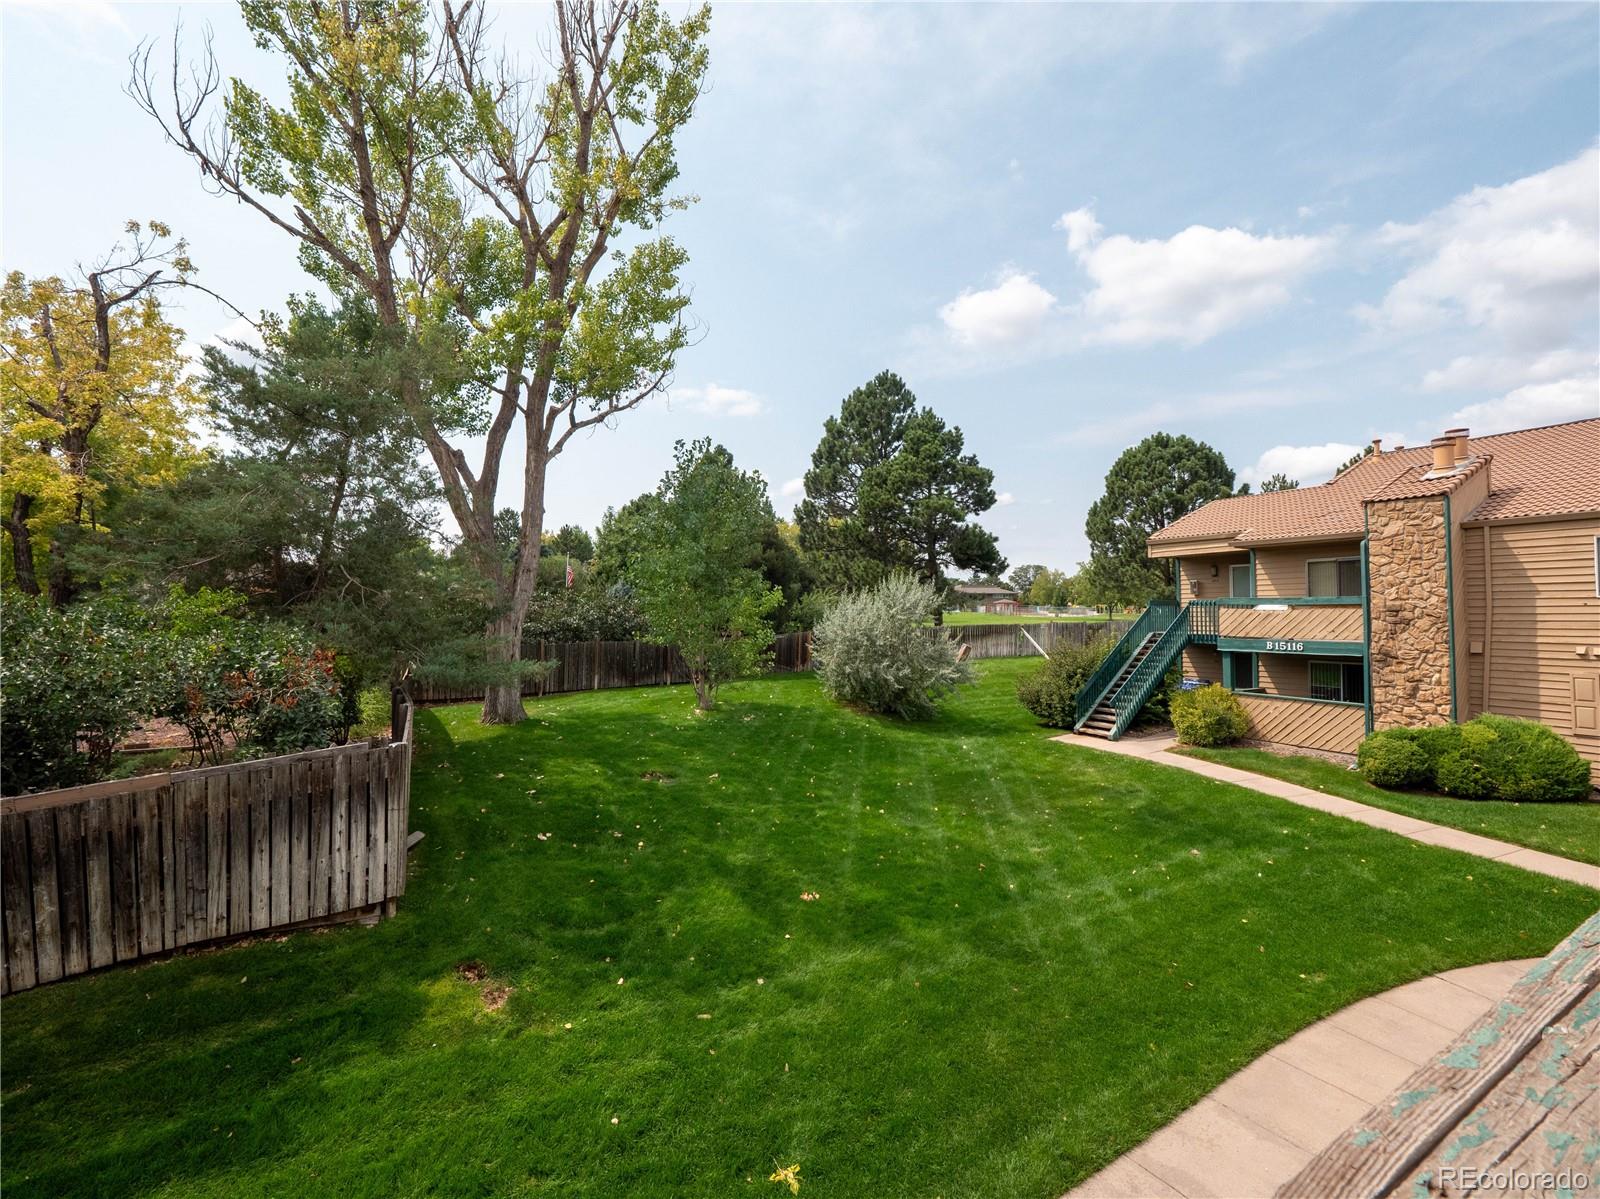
[1063,958,1542,1198]
[1051,731,1599,888]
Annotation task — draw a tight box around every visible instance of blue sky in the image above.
[4,2,1597,570]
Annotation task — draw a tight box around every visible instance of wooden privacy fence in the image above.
[0,701,415,996]
[411,630,813,704]
[942,620,1130,661]
[411,622,1128,704]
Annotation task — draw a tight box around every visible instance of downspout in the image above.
[1444,494,1458,724]
[1174,556,1183,607]
[1247,550,1256,598]
[1360,516,1373,735]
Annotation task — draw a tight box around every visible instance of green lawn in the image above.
[1183,746,1600,866]
[4,661,1594,1198]
[938,611,1111,625]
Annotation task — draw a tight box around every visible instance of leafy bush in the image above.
[1015,636,1113,728]
[2,587,350,793]
[1445,716,1590,802]
[521,581,647,644]
[1,594,155,792]
[145,588,341,758]
[813,573,974,719]
[1170,684,1249,747]
[1358,716,1591,802]
[1357,730,1431,788]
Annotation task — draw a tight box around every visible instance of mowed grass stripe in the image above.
[1,660,1593,1199]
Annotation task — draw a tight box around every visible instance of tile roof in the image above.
[1148,417,1600,549]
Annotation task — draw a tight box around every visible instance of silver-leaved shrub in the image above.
[812,573,974,719]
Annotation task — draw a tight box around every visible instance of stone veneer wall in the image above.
[1367,496,1453,727]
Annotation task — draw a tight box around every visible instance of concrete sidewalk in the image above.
[1051,731,1599,888]
[1063,958,1540,1199]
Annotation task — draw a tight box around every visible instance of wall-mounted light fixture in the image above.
[1211,564,1220,578]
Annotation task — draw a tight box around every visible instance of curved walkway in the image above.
[1065,957,1541,1199]
[1052,731,1599,888]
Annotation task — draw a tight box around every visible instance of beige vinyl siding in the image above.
[1258,654,1309,695]
[1448,465,1493,722]
[1176,554,1248,600]
[1463,525,1487,718]
[1236,693,1365,754]
[1469,517,1600,782]
[1217,604,1363,642]
[1181,644,1223,684]
[1254,542,1363,597]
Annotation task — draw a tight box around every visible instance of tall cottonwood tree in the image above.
[133,0,709,722]
[1,223,204,604]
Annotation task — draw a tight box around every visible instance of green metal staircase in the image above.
[1074,602,1208,740]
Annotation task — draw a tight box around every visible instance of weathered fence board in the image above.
[411,622,1127,704]
[1278,909,1600,1198]
[1,706,416,997]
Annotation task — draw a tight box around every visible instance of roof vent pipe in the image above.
[1443,427,1470,463]
[1430,436,1456,473]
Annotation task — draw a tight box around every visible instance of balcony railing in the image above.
[1189,597,1363,652]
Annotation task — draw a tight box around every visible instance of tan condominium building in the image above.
[1070,418,1600,782]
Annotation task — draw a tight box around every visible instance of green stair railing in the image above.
[1104,605,1193,739]
[1188,598,1219,645]
[1073,601,1178,731]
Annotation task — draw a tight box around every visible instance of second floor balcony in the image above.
[1189,596,1364,655]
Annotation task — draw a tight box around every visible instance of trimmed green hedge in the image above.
[1358,716,1592,802]
[1171,684,1249,747]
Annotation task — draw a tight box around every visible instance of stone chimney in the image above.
[1443,427,1470,464]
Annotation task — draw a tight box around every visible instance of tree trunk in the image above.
[691,670,714,711]
[480,607,528,724]
[4,494,40,596]
[925,549,944,626]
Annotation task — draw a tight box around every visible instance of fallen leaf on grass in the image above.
[769,1162,802,1194]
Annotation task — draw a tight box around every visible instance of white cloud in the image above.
[1421,348,1597,393]
[994,492,1016,507]
[1061,205,1332,346]
[780,477,805,499]
[939,271,1058,347]
[1443,372,1599,437]
[672,383,765,418]
[1056,207,1103,254]
[1239,442,1363,488]
[1360,145,1600,351]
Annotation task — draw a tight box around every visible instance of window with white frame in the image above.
[1229,563,1251,597]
